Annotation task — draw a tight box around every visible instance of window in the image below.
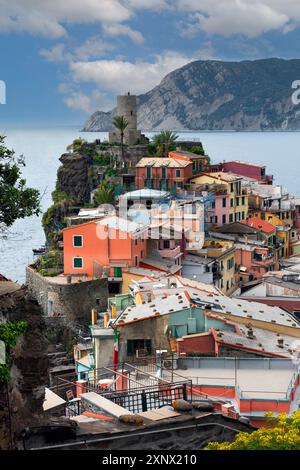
[176,169,181,177]
[162,166,166,179]
[146,166,151,178]
[236,197,240,206]
[73,257,83,268]
[135,238,138,246]
[73,235,83,247]
[222,198,226,208]
[127,339,152,356]
[134,255,138,267]
[229,214,233,223]
[114,267,122,278]
[242,211,245,220]
[242,196,245,205]
[230,183,234,193]
[212,201,215,209]
[230,198,234,208]
[163,239,170,249]
[222,214,226,224]
[227,257,234,270]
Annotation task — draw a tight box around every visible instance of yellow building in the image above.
[190,172,249,225]
[250,210,291,258]
[192,239,236,296]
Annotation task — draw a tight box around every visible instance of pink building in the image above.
[210,160,273,184]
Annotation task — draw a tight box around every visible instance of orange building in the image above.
[63,216,148,279]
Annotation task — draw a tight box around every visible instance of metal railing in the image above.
[100,382,189,413]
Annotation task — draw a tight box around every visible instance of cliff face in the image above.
[56,152,92,202]
[0,284,48,449]
[83,58,300,131]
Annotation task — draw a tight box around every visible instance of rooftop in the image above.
[176,363,297,400]
[194,172,242,183]
[169,150,207,160]
[214,325,298,358]
[114,292,190,325]
[141,257,181,274]
[226,160,266,168]
[136,157,191,168]
[242,217,276,234]
[190,292,300,329]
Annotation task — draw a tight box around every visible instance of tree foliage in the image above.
[152,131,179,157]
[205,412,300,450]
[0,320,28,383]
[113,116,129,136]
[66,137,87,153]
[93,181,115,205]
[0,136,40,228]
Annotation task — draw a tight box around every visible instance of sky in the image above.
[1,0,300,126]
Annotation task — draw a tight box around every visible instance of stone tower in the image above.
[109,92,142,146]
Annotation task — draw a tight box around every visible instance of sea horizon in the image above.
[0,127,300,283]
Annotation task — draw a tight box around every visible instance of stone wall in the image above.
[26,267,108,325]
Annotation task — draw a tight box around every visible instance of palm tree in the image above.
[113,115,129,163]
[93,181,115,205]
[152,131,179,157]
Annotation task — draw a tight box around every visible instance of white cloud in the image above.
[0,0,132,37]
[126,0,170,9]
[40,37,113,63]
[64,90,113,113]
[39,44,69,62]
[176,0,300,37]
[102,23,144,45]
[69,51,193,95]
[75,37,113,60]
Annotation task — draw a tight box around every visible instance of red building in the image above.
[135,156,193,191]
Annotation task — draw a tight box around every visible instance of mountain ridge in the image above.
[82,58,300,132]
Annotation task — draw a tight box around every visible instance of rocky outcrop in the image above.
[83,58,300,132]
[0,283,48,449]
[56,152,92,202]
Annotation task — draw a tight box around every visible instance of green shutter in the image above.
[114,267,122,278]
[73,257,83,268]
[73,236,83,247]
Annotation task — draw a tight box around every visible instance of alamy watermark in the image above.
[291,80,300,105]
[0,80,6,105]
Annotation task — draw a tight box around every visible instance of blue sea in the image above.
[0,127,300,283]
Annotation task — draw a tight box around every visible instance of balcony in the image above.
[158,245,181,259]
[252,254,275,266]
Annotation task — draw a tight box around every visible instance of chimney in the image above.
[277,337,284,348]
[247,327,254,339]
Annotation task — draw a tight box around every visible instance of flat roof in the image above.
[43,388,66,411]
[177,367,294,400]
